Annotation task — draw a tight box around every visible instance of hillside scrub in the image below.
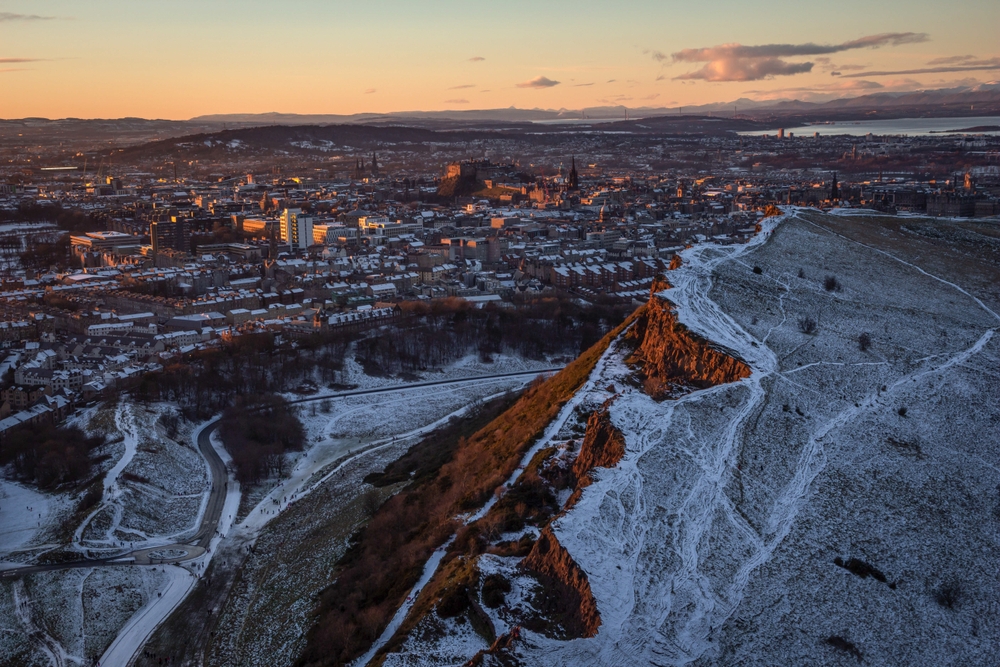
[298,305,643,667]
[134,296,629,420]
[0,423,105,489]
[219,394,306,485]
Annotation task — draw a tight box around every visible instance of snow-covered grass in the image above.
[0,565,171,667]
[0,480,55,561]
[72,403,210,557]
[1,401,211,666]
[386,209,1000,666]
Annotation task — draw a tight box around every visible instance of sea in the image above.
[738,116,1000,137]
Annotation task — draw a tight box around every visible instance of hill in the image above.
[346,209,1000,666]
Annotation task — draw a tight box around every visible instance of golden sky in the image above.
[1,0,998,119]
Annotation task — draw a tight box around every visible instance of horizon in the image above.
[1,0,998,119]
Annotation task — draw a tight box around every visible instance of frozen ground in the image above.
[388,209,1000,666]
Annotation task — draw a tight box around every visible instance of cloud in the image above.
[840,57,1000,77]
[644,49,669,62]
[670,32,928,82]
[655,74,666,81]
[363,88,376,94]
[0,12,55,22]
[448,84,475,89]
[469,56,485,62]
[679,57,814,81]
[516,76,560,89]
[445,98,469,104]
[927,55,976,65]
[0,58,42,63]
[0,68,29,73]
[573,82,594,87]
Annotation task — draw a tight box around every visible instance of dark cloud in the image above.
[516,76,560,89]
[0,58,42,63]
[573,82,594,87]
[670,32,928,82]
[840,57,1000,77]
[673,33,927,62]
[0,12,55,22]
[469,56,485,62]
[448,84,475,89]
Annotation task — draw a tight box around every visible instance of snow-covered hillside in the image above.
[383,209,1000,666]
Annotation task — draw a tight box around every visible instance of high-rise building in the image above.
[280,208,314,250]
[150,220,191,255]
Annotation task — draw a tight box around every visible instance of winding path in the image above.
[0,368,560,666]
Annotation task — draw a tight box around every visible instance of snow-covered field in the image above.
[0,402,210,666]
[525,210,1000,666]
[385,209,1000,666]
[0,565,172,667]
[0,480,55,561]
[74,403,210,556]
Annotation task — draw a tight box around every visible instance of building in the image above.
[150,220,191,255]
[314,224,359,245]
[358,217,422,242]
[280,208,314,250]
[69,231,138,257]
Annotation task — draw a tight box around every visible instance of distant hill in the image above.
[186,82,1000,126]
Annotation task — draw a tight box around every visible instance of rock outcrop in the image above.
[572,408,626,487]
[520,526,601,639]
[626,295,751,399]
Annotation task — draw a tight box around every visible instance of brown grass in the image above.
[298,306,642,667]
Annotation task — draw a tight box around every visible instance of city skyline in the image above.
[1,0,999,119]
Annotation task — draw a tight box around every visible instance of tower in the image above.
[371,152,379,178]
[567,157,579,190]
[830,172,840,201]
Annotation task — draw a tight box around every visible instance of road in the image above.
[0,368,561,580]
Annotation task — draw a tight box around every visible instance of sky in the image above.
[1,0,998,119]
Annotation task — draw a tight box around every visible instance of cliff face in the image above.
[520,526,602,639]
[626,294,751,399]
[571,408,626,485]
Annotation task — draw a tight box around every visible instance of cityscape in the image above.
[1,2,999,666]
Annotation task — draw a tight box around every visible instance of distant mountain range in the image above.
[190,82,1000,125]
